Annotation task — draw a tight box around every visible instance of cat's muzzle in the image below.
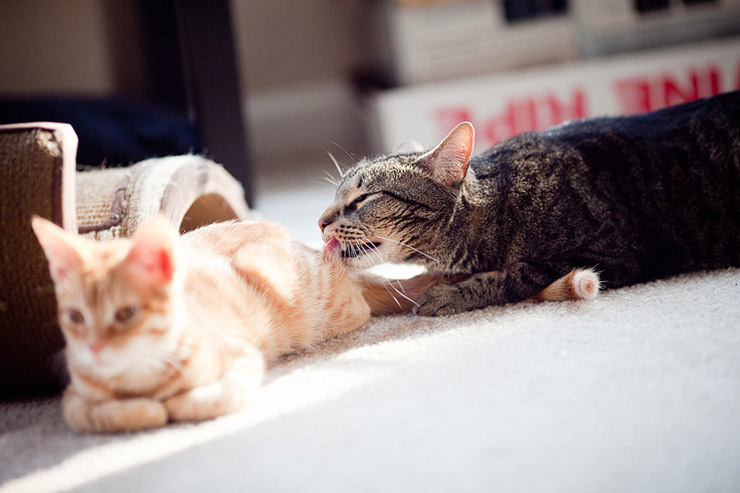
[323,238,382,260]
[339,241,381,259]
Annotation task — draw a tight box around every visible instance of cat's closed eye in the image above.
[344,194,368,213]
[344,192,383,213]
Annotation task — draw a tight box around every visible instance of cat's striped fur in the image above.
[319,92,740,315]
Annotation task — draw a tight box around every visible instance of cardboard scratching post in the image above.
[0,122,250,394]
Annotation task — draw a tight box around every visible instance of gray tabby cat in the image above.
[318,91,740,316]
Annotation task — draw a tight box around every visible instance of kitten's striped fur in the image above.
[32,216,421,432]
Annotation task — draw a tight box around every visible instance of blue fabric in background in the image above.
[0,97,202,168]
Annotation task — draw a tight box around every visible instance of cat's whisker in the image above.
[322,175,339,187]
[383,278,419,308]
[392,278,408,296]
[330,142,357,165]
[355,241,417,310]
[322,170,339,187]
[327,152,346,179]
[373,235,440,264]
[379,278,403,311]
[361,238,386,265]
[364,262,403,311]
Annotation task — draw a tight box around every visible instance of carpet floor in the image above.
[2,266,739,493]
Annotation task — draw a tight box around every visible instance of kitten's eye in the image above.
[67,309,85,324]
[114,306,138,323]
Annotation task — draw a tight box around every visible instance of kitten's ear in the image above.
[31,216,83,283]
[124,215,177,286]
[391,139,425,154]
[415,122,475,187]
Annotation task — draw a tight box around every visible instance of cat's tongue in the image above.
[323,238,341,258]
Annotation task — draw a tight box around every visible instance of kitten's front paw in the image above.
[415,284,463,317]
[63,395,167,433]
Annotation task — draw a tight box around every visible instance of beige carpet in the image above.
[1,266,739,493]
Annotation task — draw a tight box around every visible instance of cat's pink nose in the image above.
[90,342,104,355]
[318,217,330,231]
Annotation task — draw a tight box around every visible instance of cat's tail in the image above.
[530,267,601,302]
[354,272,439,316]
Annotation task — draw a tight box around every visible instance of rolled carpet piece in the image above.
[76,155,250,240]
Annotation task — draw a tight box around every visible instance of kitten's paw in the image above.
[165,368,261,422]
[64,396,167,433]
[165,383,246,422]
[415,284,463,317]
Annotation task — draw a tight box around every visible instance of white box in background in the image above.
[575,0,740,56]
[386,0,577,85]
[372,37,740,152]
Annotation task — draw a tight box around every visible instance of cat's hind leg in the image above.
[164,348,264,423]
[62,389,167,433]
[416,262,597,316]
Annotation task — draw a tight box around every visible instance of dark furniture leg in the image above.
[141,0,253,206]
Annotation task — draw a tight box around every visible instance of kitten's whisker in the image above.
[373,235,440,263]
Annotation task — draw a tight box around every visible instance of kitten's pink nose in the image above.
[90,342,104,356]
[318,217,330,231]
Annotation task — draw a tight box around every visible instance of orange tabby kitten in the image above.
[33,216,598,433]
[33,215,420,432]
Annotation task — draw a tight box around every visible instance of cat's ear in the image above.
[124,215,177,286]
[31,216,83,283]
[415,122,475,187]
[391,139,425,154]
